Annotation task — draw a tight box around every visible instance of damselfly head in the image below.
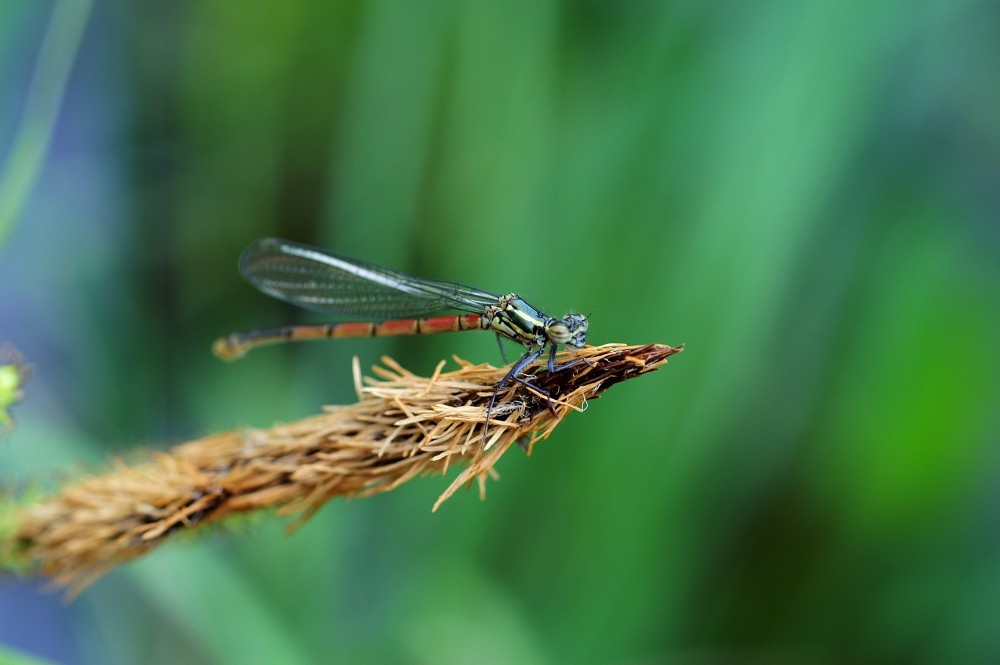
[547,313,588,348]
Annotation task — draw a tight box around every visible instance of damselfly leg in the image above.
[483,347,543,442]
[482,342,596,442]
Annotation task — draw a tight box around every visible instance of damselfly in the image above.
[213,238,589,437]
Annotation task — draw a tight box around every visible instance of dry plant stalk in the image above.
[6,343,680,595]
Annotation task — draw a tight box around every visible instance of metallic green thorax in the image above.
[484,294,588,351]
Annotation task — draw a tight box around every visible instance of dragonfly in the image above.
[213,238,590,439]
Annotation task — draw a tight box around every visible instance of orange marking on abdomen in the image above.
[417,316,461,334]
[288,324,335,341]
[330,322,377,338]
[419,314,487,334]
[374,319,420,336]
[458,313,485,330]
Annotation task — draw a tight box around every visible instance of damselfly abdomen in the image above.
[214,238,589,438]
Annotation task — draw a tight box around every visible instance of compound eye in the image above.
[565,314,588,347]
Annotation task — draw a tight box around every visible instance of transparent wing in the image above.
[238,238,500,318]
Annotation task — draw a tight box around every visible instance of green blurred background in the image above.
[2,1,999,663]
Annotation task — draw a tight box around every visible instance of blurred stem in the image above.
[0,0,92,249]
[0,489,38,576]
[0,644,58,665]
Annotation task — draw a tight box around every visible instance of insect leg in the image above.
[483,346,543,442]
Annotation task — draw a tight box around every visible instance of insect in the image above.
[214,238,590,439]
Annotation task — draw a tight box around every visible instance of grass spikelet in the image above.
[5,342,680,595]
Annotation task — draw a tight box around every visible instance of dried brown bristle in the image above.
[5,342,680,595]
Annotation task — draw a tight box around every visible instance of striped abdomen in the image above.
[213,314,486,361]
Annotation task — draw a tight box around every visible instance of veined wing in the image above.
[238,238,500,318]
